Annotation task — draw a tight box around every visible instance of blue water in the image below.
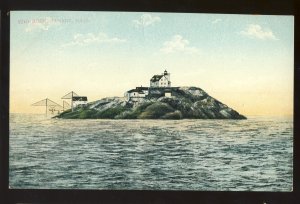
[9,113,293,191]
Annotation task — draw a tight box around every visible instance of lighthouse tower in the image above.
[164,70,171,87]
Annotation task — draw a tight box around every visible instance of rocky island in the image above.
[56,86,246,120]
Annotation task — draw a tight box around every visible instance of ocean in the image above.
[9,113,293,191]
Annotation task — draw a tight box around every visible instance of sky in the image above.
[10,11,294,116]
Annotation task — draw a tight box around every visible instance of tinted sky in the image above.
[10,11,294,116]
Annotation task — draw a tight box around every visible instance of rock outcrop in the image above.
[56,87,246,119]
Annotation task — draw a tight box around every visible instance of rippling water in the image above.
[9,113,293,191]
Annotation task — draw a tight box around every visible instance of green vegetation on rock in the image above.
[138,102,174,119]
[95,107,127,119]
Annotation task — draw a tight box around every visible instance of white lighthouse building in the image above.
[150,70,171,88]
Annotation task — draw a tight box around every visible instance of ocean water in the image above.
[9,113,293,191]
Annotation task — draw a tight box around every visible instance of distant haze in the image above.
[10,11,294,116]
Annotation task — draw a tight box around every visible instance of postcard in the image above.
[9,11,293,191]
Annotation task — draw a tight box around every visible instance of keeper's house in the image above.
[125,87,149,101]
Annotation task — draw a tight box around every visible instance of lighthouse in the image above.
[150,70,171,88]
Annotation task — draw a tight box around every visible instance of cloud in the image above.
[62,32,126,47]
[240,24,278,40]
[160,35,200,54]
[25,17,61,32]
[212,18,222,24]
[133,14,161,28]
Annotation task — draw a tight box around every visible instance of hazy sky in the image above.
[10,11,294,116]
